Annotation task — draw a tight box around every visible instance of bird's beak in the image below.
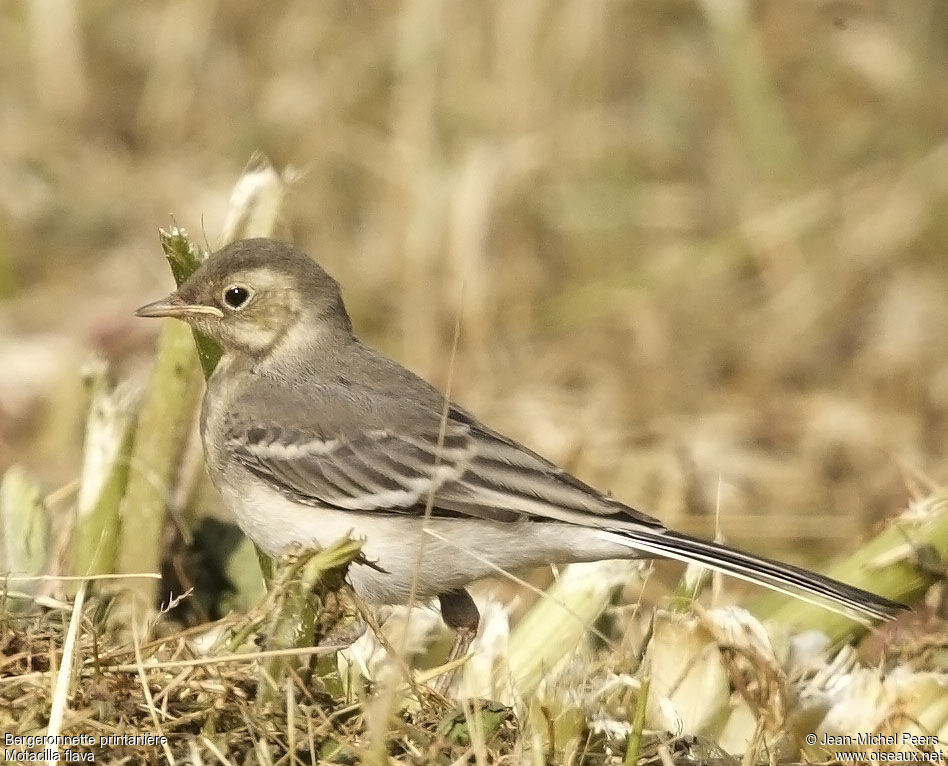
[135,294,224,319]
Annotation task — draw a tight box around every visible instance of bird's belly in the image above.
[216,475,632,604]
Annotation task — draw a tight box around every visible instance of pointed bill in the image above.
[135,295,223,319]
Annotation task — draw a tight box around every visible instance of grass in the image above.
[2,0,948,763]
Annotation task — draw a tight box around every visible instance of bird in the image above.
[136,237,905,636]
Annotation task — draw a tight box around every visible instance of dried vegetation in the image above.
[2,1,948,763]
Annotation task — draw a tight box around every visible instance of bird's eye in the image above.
[222,285,252,309]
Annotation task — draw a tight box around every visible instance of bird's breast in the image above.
[209,471,633,605]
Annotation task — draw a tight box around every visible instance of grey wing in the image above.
[226,419,479,513]
[225,408,667,532]
[226,408,911,621]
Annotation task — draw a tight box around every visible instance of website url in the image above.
[835,752,944,762]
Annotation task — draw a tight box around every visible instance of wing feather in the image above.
[225,410,664,530]
[222,402,906,620]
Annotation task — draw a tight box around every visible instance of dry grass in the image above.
[2,0,948,762]
[0,568,527,765]
[0,590,755,764]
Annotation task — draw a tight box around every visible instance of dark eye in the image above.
[222,285,251,309]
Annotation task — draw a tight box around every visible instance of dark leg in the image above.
[433,588,480,694]
[439,588,480,633]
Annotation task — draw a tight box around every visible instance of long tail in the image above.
[599,527,906,621]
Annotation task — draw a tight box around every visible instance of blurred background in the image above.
[2,0,948,583]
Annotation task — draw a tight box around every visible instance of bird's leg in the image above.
[440,587,481,633]
[433,588,480,695]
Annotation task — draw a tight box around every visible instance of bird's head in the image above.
[136,238,352,358]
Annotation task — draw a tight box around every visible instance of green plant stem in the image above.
[70,369,137,583]
[0,466,49,611]
[114,321,203,604]
[751,494,948,641]
[257,537,363,707]
[624,675,649,766]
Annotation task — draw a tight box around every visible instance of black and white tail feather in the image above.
[229,401,905,623]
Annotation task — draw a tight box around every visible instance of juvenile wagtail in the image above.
[136,237,905,631]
